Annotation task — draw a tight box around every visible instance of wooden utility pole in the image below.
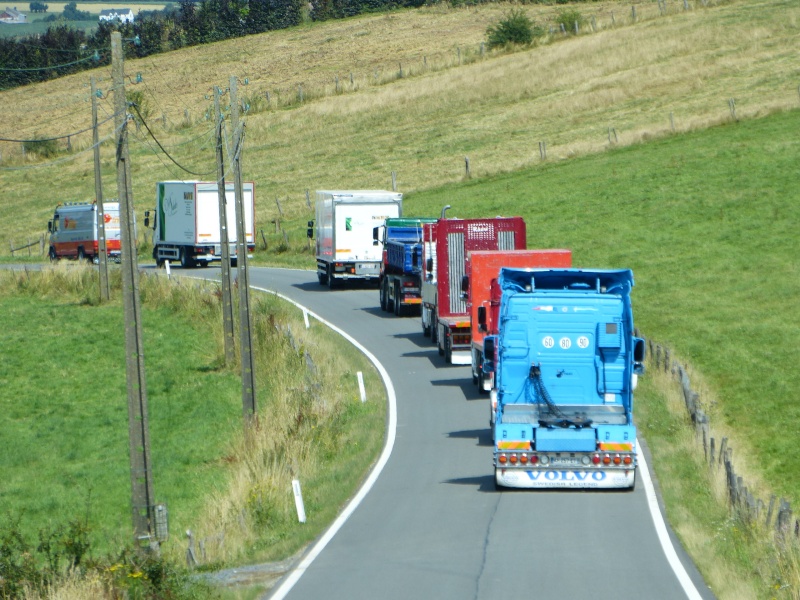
[229,76,257,428]
[91,76,110,301]
[214,86,235,365]
[112,31,157,551]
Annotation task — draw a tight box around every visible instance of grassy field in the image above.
[2,0,800,597]
[0,266,386,598]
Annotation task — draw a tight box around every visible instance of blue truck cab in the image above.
[376,218,437,316]
[491,268,645,490]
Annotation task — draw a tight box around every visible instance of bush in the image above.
[555,8,586,34]
[23,137,60,158]
[486,8,543,49]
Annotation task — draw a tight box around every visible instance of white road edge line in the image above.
[254,287,397,600]
[637,438,704,600]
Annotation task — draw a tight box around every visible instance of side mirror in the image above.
[461,275,469,294]
[477,306,487,332]
[47,220,53,233]
[483,336,497,373]
[144,210,151,229]
[426,257,433,273]
[307,228,313,239]
[633,337,646,375]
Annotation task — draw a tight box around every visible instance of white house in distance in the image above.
[98,8,134,23]
[0,7,27,23]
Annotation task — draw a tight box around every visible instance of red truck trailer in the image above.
[464,249,573,392]
[420,211,527,364]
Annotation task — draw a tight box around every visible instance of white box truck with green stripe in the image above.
[147,181,255,268]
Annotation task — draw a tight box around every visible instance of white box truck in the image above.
[309,190,402,288]
[47,201,121,263]
[146,181,255,268]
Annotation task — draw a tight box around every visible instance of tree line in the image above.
[0,0,426,90]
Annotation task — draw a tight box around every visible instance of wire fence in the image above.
[647,337,797,541]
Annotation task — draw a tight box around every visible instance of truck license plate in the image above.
[549,456,582,467]
[356,263,379,274]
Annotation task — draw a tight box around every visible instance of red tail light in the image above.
[498,454,507,464]
[623,455,632,465]
[613,455,622,465]
[520,454,528,464]
[602,455,611,465]
[509,455,518,464]
[592,455,601,465]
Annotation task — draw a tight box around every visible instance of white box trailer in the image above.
[47,201,121,263]
[148,181,255,268]
[310,190,402,288]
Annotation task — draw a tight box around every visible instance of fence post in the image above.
[728,98,737,121]
[464,156,471,179]
[539,141,547,161]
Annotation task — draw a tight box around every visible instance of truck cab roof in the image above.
[500,268,634,296]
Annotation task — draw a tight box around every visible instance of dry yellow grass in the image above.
[1,0,798,247]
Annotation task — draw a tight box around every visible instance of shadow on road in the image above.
[448,427,493,447]
[392,330,434,349]
[442,475,497,493]
[430,377,482,400]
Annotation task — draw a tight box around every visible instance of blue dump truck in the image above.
[376,217,437,316]
[488,268,645,490]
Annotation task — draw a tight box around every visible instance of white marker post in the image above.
[303,309,310,329]
[292,480,307,523]
[165,259,171,279]
[357,371,366,403]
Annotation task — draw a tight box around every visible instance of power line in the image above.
[0,111,119,143]
[0,52,104,72]
[130,102,217,177]
[0,124,121,171]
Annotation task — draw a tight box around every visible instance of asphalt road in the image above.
[180,265,715,600]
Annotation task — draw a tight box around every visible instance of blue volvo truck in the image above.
[488,268,645,490]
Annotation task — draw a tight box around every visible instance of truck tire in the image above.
[180,247,194,269]
[431,314,438,345]
[379,279,388,311]
[472,351,480,385]
[49,247,58,262]
[444,335,452,363]
[422,306,431,337]
[318,270,328,286]
[327,266,336,289]
[393,283,403,317]
[77,247,86,262]
[386,282,395,312]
